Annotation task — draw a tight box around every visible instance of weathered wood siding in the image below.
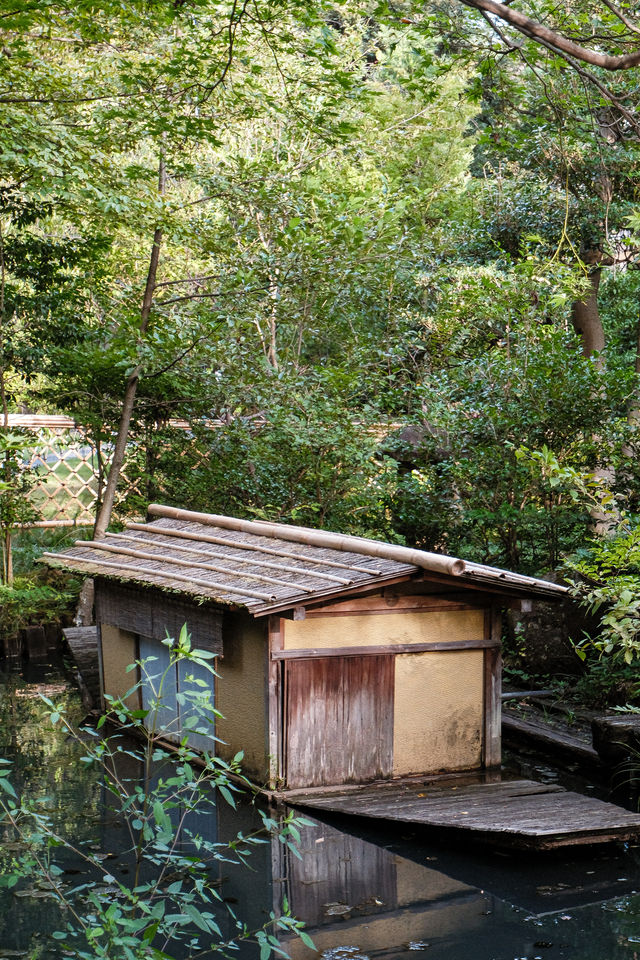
[393,650,484,776]
[216,613,269,780]
[284,655,394,789]
[283,609,484,651]
[282,823,486,960]
[95,580,223,654]
[99,624,138,709]
[283,817,398,927]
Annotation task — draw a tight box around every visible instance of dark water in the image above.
[2,659,640,959]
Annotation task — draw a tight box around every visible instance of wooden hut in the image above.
[44,505,567,793]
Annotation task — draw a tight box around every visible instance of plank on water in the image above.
[63,625,100,709]
[287,779,640,851]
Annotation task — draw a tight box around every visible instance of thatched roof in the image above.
[42,504,567,614]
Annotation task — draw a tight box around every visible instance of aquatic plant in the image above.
[0,625,314,959]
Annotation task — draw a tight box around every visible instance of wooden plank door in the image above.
[284,655,394,789]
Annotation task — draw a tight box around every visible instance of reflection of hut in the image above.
[273,816,491,959]
[44,505,566,793]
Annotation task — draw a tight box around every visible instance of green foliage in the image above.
[392,323,633,571]
[515,446,640,664]
[144,373,401,539]
[0,527,87,637]
[0,625,312,959]
[569,525,640,664]
[598,269,640,371]
[572,658,640,709]
[3,0,640,607]
[0,575,78,639]
[0,430,39,584]
[0,431,38,524]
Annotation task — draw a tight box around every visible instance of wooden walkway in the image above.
[62,626,100,711]
[502,710,601,768]
[285,778,640,851]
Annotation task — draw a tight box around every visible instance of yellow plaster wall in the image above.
[216,613,269,780]
[393,650,484,776]
[283,897,487,960]
[283,609,484,650]
[100,623,139,710]
[395,857,472,907]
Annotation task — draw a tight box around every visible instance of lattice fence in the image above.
[8,415,141,527]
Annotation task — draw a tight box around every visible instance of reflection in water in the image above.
[2,658,640,959]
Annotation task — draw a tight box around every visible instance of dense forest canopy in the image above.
[2,0,640,634]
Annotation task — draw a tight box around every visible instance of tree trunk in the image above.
[571,267,605,362]
[0,219,13,584]
[93,158,165,539]
[571,266,618,535]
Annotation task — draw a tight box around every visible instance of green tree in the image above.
[390,271,635,570]
[0,432,37,584]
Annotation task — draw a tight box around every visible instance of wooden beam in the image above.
[267,616,284,790]
[303,597,485,618]
[482,607,502,772]
[96,622,106,713]
[271,637,499,660]
[281,606,307,620]
[415,569,560,601]
[253,572,425,617]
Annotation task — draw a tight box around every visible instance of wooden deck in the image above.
[62,625,100,711]
[285,778,640,851]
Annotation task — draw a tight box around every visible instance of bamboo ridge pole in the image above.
[147,504,467,577]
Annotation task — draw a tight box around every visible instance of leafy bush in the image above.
[130,374,402,542]
[394,326,633,572]
[568,524,640,664]
[0,574,80,639]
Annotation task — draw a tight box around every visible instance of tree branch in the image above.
[520,29,640,135]
[601,0,640,36]
[479,7,522,50]
[157,284,271,307]
[153,273,223,289]
[93,155,166,539]
[457,0,640,69]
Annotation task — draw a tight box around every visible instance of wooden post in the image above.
[2,630,22,660]
[483,607,502,775]
[23,625,48,660]
[95,623,106,712]
[267,616,284,791]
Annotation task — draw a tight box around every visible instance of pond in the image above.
[1,657,640,960]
